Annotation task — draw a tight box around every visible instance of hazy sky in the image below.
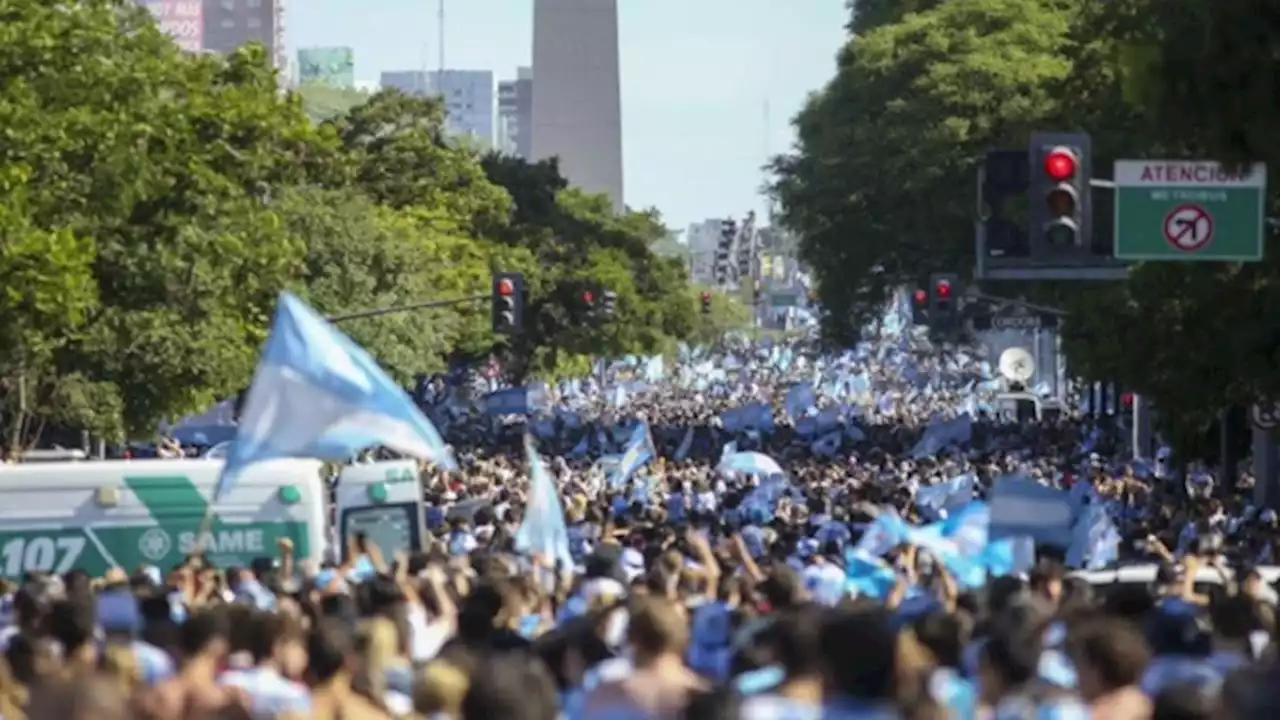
[289,0,849,230]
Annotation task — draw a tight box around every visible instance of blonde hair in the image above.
[413,659,470,716]
[100,644,143,696]
[353,618,400,708]
[0,657,27,720]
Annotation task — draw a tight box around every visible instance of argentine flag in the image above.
[218,293,455,499]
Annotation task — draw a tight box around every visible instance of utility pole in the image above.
[438,0,446,73]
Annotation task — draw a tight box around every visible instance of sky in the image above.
[289,0,850,232]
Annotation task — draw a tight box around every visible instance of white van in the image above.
[333,461,428,561]
[0,459,327,578]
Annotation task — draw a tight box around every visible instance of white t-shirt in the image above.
[407,603,451,662]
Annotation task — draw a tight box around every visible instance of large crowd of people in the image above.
[0,322,1275,720]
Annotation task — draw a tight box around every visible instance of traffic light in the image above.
[491,272,525,335]
[600,290,618,318]
[752,281,763,306]
[1029,132,1092,253]
[911,287,929,325]
[700,291,712,315]
[580,288,597,321]
[928,272,958,324]
[715,219,736,285]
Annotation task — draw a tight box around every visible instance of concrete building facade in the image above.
[429,70,495,148]
[686,219,726,286]
[378,69,494,148]
[531,0,624,211]
[497,67,533,158]
[201,0,285,70]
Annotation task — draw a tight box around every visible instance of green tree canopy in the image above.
[324,90,511,234]
[271,186,495,382]
[0,0,725,449]
[296,82,373,124]
[772,0,1280,451]
[771,0,1075,342]
[0,1,338,445]
[478,155,697,382]
[687,287,754,347]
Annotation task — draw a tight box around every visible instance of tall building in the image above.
[497,67,533,158]
[201,0,286,70]
[686,220,726,285]
[429,70,495,148]
[297,47,354,88]
[380,70,430,96]
[136,0,204,53]
[532,0,624,211]
[378,70,494,148]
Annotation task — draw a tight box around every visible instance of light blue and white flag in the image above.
[643,355,665,382]
[854,510,911,557]
[1066,504,1121,570]
[915,473,976,520]
[673,426,694,461]
[844,549,898,599]
[719,451,785,478]
[784,383,815,419]
[610,423,654,488]
[611,384,629,408]
[989,475,1074,547]
[811,431,843,457]
[910,414,973,459]
[218,293,454,500]
[516,435,574,569]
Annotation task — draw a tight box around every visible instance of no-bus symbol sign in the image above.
[1162,203,1214,251]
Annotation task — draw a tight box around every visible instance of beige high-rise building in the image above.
[531,0,624,211]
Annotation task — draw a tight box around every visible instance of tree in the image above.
[770,0,1077,345]
[296,82,373,124]
[478,155,698,381]
[688,288,754,346]
[1053,0,1280,445]
[0,190,102,451]
[1111,0,1280,173]
[272,186,495,382]
[325,90,511,235]
[0,1,343,442]
[774,0,1280,452]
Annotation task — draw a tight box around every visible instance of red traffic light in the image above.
[1121,392,1134,408]
[912,289,927,304]
[496,278,515,296]
[1044,147,1077,181]
[700,291,712,302]
[582,291,595,303]
[934,280,951,298]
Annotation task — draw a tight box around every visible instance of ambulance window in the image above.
[341,504,419,560]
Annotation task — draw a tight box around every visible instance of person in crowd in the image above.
[3,324,1280,720]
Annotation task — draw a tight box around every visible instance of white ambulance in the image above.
[0,457,433,579]
[332,460,429,561]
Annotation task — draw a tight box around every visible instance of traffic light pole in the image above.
[326,294,489,323]
[963,290,1067,318]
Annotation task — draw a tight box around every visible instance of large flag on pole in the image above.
[217,292,456,500]
[516,435,574,570]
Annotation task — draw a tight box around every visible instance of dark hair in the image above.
[306,618,356,684]
[771,603,826,678]
[47,598,96,656]
[1065,616,1150,692]
[177,608,230,659]
[460,653,558,720]
[821,607,897,700]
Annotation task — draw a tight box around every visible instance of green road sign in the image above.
[770,293,798,308]
[1113,160,1266,261]
[0,475,309,578]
